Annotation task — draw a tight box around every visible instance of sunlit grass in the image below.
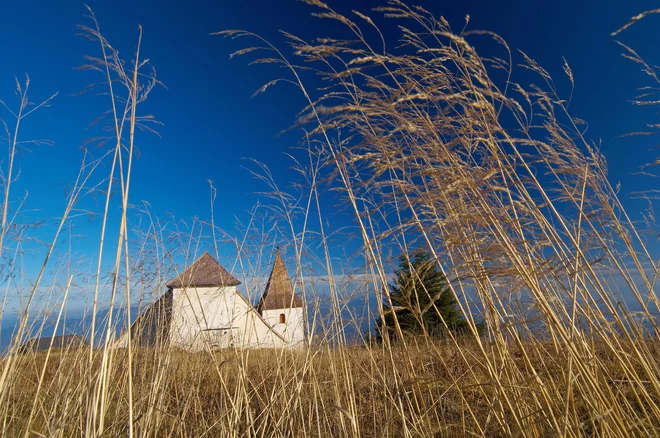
[0,1,659,437]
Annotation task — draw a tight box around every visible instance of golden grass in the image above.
[4,339,660,437]
[1,1,660,437]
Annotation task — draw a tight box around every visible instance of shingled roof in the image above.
[167,252,241,288]
[258,252,303,312]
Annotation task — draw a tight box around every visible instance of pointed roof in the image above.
[258,252,303,311]
[167,252,241,288]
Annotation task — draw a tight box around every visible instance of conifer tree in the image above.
[376,251,472,341]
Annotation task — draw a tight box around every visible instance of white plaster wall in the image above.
[169,286,288,350]
[261,308,305,346]
[169,286,238,350]
[116,330,128,348]
[233,298,288,349]
[117,286,299,350]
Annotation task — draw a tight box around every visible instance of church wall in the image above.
[169,286,238,350]
[116,290,173,348]
[232,297,288,349]
[117,286,304,350]
[168,285,288,350]
[261,308,305,345]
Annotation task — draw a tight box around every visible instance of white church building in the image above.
[117,251,305,350]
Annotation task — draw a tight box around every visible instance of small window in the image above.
[279,313,286,324]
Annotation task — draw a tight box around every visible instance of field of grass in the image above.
[1,1,660,437]
[6,338,660,437]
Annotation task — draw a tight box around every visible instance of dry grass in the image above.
[5,339,659,437]
[1,1,660,437]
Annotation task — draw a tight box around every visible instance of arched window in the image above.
[279,313,286,324]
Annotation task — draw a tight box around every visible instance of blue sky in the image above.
[0,0,659,336]
[1,0,658,233]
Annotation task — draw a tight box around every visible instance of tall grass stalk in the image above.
[1,2,660,437]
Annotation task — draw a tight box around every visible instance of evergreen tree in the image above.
[376,251,472,341]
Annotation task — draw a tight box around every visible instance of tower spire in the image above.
[258,251,302,312]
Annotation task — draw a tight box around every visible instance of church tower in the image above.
[258,251,305,345]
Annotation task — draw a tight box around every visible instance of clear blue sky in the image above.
[0,0,659,289]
